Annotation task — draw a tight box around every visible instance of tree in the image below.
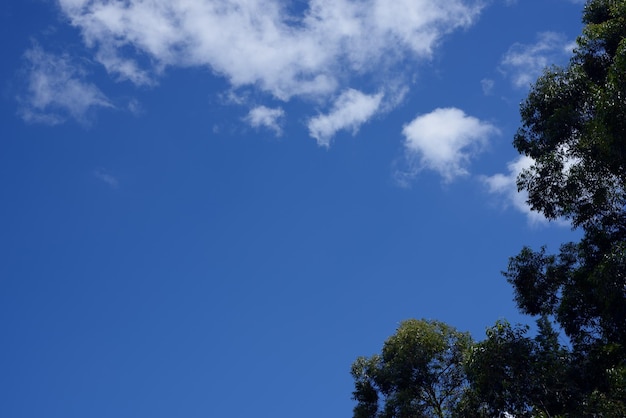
[351,319,473,418]
[458,318,575,418]
[505,0,626,411]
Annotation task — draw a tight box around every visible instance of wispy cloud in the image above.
[127,98,143,116]
[307,89,383,147]
[245,106,285,136]
[52,0,484,142]
[481,78,495,95]
[401,108,499,182]
[93,168,119,188]
[500,32,574,89]
[17,45,113,125]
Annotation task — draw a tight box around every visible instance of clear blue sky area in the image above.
[1,1,586,417]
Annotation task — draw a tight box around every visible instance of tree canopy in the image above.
[351,319,472,418]
[459,318,575,417]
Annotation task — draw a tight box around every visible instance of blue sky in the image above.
[1,1,586,417]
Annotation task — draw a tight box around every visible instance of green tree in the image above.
[351,319,473,418]
[505,0,626,411]
[458,318,574,418]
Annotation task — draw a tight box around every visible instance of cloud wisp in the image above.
[307,89,383,147]
[17,45,113,125]
[93,168,119,188]
[245,106,286,136]
[401,108,499,182]
[500,32,575,89]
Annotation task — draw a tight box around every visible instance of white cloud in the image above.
[500,32,574,88]
[245,106,285,136]
[52,0,484,141]
[401,108,499,181]
[56,0,483,97]
[307,89,383,147]
[17,45,113,124]
[481,155,548,225]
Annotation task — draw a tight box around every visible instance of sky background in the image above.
[1,1,586,417]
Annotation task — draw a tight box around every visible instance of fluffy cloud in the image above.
[500,32,574,88]
[245,106,285,136]
[307,89,383,147]
[17,45,113,125]
[402,108,499,181]
[49,0,483,139]
[57,0,482,97]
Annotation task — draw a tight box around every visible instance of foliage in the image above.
[506,0,626,410]
[458,318,574,418]
[515,0,626,228]
[504,222,626,368]
[351,319,473,418]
